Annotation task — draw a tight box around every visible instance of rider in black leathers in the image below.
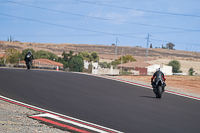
[24,51,34,65]
[151,68,166,92]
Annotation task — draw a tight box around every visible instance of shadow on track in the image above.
[140,96,156,99]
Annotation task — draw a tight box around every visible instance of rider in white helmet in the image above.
[24,51,34,65]
[151,68,166,92]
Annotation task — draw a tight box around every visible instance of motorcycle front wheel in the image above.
[157,86,162,98]
[27,62,31,69]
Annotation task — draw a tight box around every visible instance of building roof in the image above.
[0,54,5,58]
[117,61,151,68]
[19,58,63,67]
[35,59,63,67]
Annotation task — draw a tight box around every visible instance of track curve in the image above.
[0,68,200,133]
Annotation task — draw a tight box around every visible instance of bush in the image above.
[5,48,21,64]
[177,70,182,73]
[168,60,181,73]
[120,71,132,75]
[189,67,195,76]
[69,55,84,72]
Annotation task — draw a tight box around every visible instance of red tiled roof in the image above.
[35,59,63,67]
[0,54,5,58]
[117,61,151,68]
[19,58,63,67]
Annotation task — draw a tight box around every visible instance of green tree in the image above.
[57,57,65,64]
[150,44,152,48]
[111,43,115,46]
[62,51,70,68]
[78,51,90,61]
[69,55,84,72]
[99,62,107,68]
[111,59,121,66]
[61,50,75,68]
[21,48,36,60]
[118,55,136,63]
[168,60,181,73]
[107,63,111,68]
[35,50,50,59]
[90,51,99,62]
[48,53,58,61]
[166,42,175,49]
[5,48,21,64]
[0,57,4,64]
[78,51,99,62]
[189,67,195,76]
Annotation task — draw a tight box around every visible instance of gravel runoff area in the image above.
[0,99,70,133]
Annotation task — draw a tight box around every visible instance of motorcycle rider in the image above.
[151,68,166,92]
[24,51,34,66]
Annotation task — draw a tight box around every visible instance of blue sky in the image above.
[0,0,200,52]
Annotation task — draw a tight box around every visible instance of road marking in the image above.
[30,113,110,133]
[30,115,91,133]
[0,95,123,133]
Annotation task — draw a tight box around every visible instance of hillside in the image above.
[1,41,200,61]
[1,40,200,74]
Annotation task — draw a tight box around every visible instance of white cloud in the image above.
[86,10,144,24]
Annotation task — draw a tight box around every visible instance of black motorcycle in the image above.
[153,78,165,98]
[25,55,32,69]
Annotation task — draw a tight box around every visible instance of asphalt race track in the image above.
[0,68,200,133]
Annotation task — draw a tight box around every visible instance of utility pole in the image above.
[121,47,123,75]
[145,34,150,62]
[115,37,118,60]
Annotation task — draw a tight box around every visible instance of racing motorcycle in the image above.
[153,78,165,98]
[25,55,32,69]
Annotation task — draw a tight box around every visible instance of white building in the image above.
[84,60,119,75]
[84,60,90,69]
[91,62,99,74]
[98,65,119,75]
[146,64,173,75]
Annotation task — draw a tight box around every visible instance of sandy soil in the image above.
[117,75,200,97]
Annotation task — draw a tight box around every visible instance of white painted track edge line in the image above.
[0,95,123,133]
[31,113,109,133]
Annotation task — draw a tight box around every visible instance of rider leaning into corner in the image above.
[24,51,34,65]
[151,68,166,92]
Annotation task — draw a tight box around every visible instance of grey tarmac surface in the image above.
[0,68,200,133]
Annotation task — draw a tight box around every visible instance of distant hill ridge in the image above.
[0,41,200,61]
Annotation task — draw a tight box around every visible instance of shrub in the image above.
[168,60,181,73]
[189,67,195,76]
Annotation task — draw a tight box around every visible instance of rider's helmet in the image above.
[28,51,32,55]
[156,68,160,71]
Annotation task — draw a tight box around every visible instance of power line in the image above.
[0,12,145,40]
[1,12,199,46]
[0,34,109,37]
[3,0,200,32]
[75,0,200,18]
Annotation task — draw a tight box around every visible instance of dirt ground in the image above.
[117,75,200,97]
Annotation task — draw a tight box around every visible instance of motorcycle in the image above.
[25,54,32,69]
[153,78,165,98]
